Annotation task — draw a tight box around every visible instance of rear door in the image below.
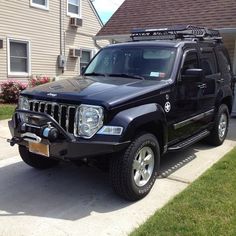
[198,48,219,125]
[215,46,233,88]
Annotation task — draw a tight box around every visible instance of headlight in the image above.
[18,96,30,110]
[78,105,104,138]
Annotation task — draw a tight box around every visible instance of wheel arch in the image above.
[109,103,168,154]
[133,121,166,154]
[215,87,233,114]
[221,96,233,114]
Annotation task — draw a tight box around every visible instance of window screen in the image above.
[32,0,47,6]
[68,0,80,15]
[9,41,29,73]
[80,50,91,74]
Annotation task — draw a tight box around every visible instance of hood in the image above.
[22,76,170,109]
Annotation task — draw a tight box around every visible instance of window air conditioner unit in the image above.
[70,18,83,27]
[69,48,81,58]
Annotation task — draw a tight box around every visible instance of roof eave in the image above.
[94,34,130,42]
[88,0,103,27]
[218,28,236,33]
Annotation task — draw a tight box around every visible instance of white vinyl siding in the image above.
[67,0,81,18]
[0,0,106,82]
[30,0,49,10]
[7,39,31,77]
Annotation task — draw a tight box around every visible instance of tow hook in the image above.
[7,137,22,146]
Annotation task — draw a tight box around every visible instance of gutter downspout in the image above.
[59,0,65,73]
[93,37,102,49]
[60,0,63,55]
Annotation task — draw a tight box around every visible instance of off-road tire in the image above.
[19,145,60,169]
[205,104,229,146]
[109,133,160,201]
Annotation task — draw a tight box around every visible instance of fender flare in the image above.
[108,103,168,147]
[215,86,233,112]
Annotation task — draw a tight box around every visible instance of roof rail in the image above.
[130,25,222,42]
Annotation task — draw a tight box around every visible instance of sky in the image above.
[92,0,125,23]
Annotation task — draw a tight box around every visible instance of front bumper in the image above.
[8,109,130,160]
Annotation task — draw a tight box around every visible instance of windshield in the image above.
[85,46,176,80]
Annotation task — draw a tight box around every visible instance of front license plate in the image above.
[29,142,49,157]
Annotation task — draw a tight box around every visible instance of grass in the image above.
[0,104,16,120]
[131,148,236,236]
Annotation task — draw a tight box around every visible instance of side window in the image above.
[182,51,199,71]
[216,49,231,74]
[201,51,217,76]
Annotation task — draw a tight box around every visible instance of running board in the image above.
[167,130,210,152]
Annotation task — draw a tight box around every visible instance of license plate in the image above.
[29,142,49,157]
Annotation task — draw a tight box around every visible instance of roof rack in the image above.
[130,25,222,42]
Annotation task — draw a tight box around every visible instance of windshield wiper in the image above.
[108,73,145,80]
[84,72,106,76]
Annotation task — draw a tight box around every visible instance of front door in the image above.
[168,49,203,143]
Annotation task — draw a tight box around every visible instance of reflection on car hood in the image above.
[21,76,170,109]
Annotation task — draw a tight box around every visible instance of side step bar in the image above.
[167,130,210,152]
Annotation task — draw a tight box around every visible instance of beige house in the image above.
[0,0,105,83]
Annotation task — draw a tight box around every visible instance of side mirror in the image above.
[181,68,203,82]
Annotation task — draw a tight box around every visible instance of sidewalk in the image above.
[0,119,235,236]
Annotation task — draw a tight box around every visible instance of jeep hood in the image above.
[21,76,170,109]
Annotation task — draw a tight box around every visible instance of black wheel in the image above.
[109,133,160,201]
[19,145,60,169]
[205,104,229,146]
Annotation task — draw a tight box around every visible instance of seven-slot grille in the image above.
[29,100,79,135]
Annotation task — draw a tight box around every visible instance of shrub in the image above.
[28,75,51,87]
[0,81,27,103]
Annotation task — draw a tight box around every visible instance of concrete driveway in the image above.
[0,119,235,236]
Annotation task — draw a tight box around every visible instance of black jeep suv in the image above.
[9,26,235,201]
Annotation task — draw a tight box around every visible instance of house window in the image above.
[80,50,92,74]
[67,0,81,18]
[30,0,49,10]
[8,39,31,76]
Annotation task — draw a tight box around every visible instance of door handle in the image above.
[217,78,224,83]
[197,83,207,89]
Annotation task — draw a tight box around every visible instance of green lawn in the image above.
[131,148,236,236]
[0,104,16,120]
